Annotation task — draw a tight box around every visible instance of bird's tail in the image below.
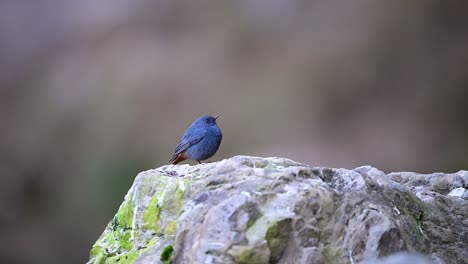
[169,153,186,164]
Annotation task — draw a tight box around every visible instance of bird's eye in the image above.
[205,119,210,123]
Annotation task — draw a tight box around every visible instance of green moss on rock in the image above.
[89,194,136,260]
[114,194,134,229]
[265,219,291,262]
[265,223,278,246]
[142,196,161,232]
[88,174,193,264]
[165,220,177,236]
[160,245,174,262]
[173,179,191,214]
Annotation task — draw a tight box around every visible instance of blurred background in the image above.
[1,0,468,263]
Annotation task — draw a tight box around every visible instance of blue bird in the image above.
[169,115,222,164]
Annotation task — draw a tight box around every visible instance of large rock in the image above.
[88,156,468,264]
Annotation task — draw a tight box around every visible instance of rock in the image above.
[87,156,468,264]
[362,252,433,264]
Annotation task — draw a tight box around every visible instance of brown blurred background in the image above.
[1,1,468,263]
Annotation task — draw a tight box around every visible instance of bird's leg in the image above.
[197,160,201,164]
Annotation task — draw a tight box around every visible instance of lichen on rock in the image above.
[88,169,191,264]
[88,156,468,264]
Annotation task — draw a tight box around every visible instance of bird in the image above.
[169,115,222,164]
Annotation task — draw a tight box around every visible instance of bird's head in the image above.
[197,115,219,127]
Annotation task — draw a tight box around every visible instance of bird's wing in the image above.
[170,129,206,161]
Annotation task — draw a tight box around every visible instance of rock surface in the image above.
[88,156,468,264]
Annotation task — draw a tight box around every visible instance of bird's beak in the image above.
[214,115,220,120]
